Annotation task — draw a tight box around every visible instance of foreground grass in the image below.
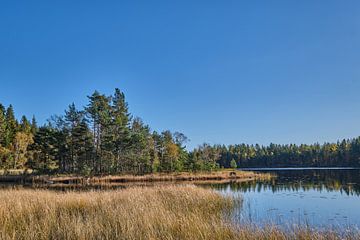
[0,186,358,240]
[0,186,236,240]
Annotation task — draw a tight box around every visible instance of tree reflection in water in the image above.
[207,169,360,196]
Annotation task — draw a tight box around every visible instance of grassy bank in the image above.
[0,186,358,240]
[51,170,272,183]
[0,169,272,185]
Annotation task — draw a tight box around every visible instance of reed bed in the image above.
[0,185,358,240]
[0,185,235,240]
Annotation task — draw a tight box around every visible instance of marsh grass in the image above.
[0,185,358,240]
[0,185,235,240]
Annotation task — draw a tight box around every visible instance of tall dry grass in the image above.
[0,185,235,240]
[0,185,358,240]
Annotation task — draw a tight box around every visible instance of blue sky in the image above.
[1,1,360,149]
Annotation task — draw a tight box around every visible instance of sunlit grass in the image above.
[0,186,235,240]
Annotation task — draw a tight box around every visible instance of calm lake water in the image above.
[208,168,360,230]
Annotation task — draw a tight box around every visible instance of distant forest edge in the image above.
[0,88,360,175]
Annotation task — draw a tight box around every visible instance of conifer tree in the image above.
[4,105,18,147]
[20,115,31,133]
[31,115,37,135]
[86,91,112,173]
[0,104,6,146]
[65,103,83,171]
[111,88,132,172]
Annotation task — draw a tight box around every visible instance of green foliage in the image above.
[195,140,360,168]
[189,143,220,171]
[30,115,37,135]
[30,126,59,172]
[0,89,192,175]
[0,104,6,147]
[2,88,360,174]
[20,116,31,133]
[230,159,237,169]
[4,105,18,147]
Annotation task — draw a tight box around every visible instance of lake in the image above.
[207,168,360,230]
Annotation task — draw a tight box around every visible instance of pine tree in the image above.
[72,119,94,174]
[0,104,6,146]
[20,115,31,133]
[111,88,132,172]
[4,105,18,147]
[128,117,153,174]
[65,103,84,171]
[86,91,112,173]
[31,115,37,135]
[30,126,59,172]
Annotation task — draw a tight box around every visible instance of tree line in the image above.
[1,88,360,175]
[0,89,215,175]
[195,139,360,168]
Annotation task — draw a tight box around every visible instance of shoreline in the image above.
[0,170,272,185]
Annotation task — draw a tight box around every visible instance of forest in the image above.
[0,88,360,175]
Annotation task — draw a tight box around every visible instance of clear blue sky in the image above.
[1,1,360,149]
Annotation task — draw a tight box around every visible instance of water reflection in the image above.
[208,169,360,196]
[209,168,360,229]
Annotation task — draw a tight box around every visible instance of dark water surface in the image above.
[208,168,360,230]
